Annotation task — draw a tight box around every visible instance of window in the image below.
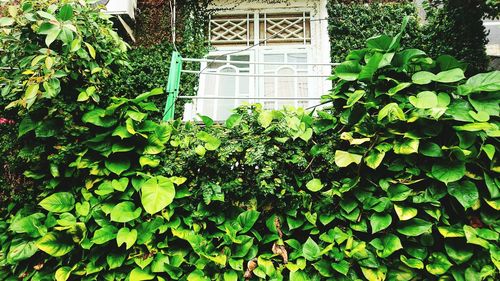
[193,10,330,120]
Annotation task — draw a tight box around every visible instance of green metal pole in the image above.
[163,51,183,121]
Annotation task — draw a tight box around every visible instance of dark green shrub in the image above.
[422,0,491,74]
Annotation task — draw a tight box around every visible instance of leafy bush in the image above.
[1,5,499,279]
[0,0,128,208]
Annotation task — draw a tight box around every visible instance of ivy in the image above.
[0,1,499,281]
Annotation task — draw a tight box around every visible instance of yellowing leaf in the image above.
[334,150,362,167]
[85,42,96,59]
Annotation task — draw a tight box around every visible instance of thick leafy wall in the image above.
[327,0,423,63]
[1,1,500,281]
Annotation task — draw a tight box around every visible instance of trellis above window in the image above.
[209,12,311,46]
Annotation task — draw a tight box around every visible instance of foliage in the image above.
[327,0,423,63]
[0,0,128,109]
[102,0,211,120]
[1,6,500,278]
[423,0,491,74]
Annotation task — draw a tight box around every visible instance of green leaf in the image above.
[18,117,36,137]
[129,268,155,281]
[306,178,323,192]
[7,241,38,262]
[236,210,260,233]
[196,131,221,151]
[107,252,126,269]
[58,4,73,21]
[289,270,308,281]
[24,83,39,109]
[388,82,412,96]
[139,156,160,168]
[426,252,452,276]
[420,142,443,157]
[469,111,490,122]
[85,42,96,59]
[194,145,206,156]
[469,92,499,117]
[0,17,15,26]
[370,213,392,234]
[431,161,465,184]
[370,234,402,258]
[141,176,175,215]
[436,55,466,71]
[361,266,387,281]
[82,108,117,128]
[226,114,242,128]
[117,227,137,250]
[412,71,436,85]
[345,90,365,108]
[364,150,385,169]
[409,91,438,109]
[223,271,238,281]
[447,180,479,209]
[258,111,274,128]
[302,237,321,261]
[394,204,417,221]
[38,22,57,34]
[393,139,419,155]
[445,241,473,264]
[484,173,500,199]
[400,255,424,269]
[366,34,392,51]
[37,11,57,20]
[39,192,75,213]
[36,232,73,257]
[387,184,411,201]
[198,115,214,127]
[378,103,405,122]
[334,150,362,167]
[55,266,72,281]
[453,122,496,132]
[335,61,362,81]
[92,226,118,245]
[105,157,131,176]
[110,202,142,223]
[434,68,465,83]
[9,213,45,237]
[331,260,350,276]
[45,28,61,47]
[437,225,465,238]
[359,53,384,81]
[457,70,500,94]
[397,218,432,236]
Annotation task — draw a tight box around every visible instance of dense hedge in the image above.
[327,0,423,63]
[327,0,495,74]
[1,1,499,279]
[422,0,490,74]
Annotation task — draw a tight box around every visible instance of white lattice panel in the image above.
[261,13,310,45]
[210,15,251,46]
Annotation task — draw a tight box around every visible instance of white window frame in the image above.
[190,3,332,120]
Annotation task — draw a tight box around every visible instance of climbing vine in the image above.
[1,1,499,279]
